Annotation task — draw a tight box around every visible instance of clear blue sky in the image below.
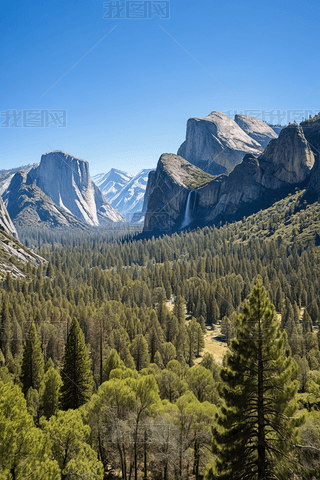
[1,0,320,175]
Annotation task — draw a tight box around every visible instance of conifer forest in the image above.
[1,197,320,480]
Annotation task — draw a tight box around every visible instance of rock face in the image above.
[205,154,263,222]
[0,195,18,239]
[177,111,263,175]
[143,154,215,232]
[206,124,315,222]
[4,171,89,230]
[92,169,133,202]
[0,228,45,278]
[0,163,39,196]
[259,124,315,186]
[234,114,278,149]
[301,116,320,198]
[142,170,157,214]
[144,122,317,232]
[29,151,123,225]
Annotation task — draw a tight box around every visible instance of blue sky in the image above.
[1,0,320,175]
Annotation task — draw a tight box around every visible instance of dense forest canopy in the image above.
[1,188,320,479]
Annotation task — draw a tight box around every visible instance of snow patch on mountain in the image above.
[109,169,154,215]
[93,169,133,201]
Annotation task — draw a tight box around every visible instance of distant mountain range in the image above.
[93,169,134,201]
[0,112,286,238]
[1,108,311,246]
[93,168,153,216]
[2,109,303,277]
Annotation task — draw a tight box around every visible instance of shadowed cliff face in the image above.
[29,151,123,226]
[206,124,315,222]
[142,170,157,214]
[143,154,215,232]
[143,123,318,232]
[259,124,315,186]
[177,111,263,175]
[0,195,18,240]
[301,117,320,198]
[4,171,89,230]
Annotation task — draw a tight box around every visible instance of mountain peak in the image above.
[259,123,315,184]
[29,151,123,226]
[177,111,263,175]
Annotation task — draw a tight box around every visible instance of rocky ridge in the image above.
[4,171,89,230]
[0,163,39,196]
[234,114,278,149]
[0,229,45,278]
[0,195,18,240]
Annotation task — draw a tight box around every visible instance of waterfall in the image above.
[180,191,193,229]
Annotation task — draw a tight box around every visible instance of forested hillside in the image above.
[1,188,320,478]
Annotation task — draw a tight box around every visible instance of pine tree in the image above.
[102,349,122,382]
[60,317,93,410]
[207,280,304,480]
[130,334,149,371]
[0,297,12,358]
[41,359,62,419]
[20,322,45,395]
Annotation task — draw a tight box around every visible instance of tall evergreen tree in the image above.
[41,359,62,419]
[60,317,93,410]
[130,334,149,371]
[20,322,45,395]
[0,297,12,358]
[207,280,304,480]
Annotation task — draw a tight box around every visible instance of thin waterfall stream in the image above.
[180,191,193,229]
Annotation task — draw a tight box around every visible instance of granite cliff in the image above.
[143,154,215,232]
[301,115,320,198]
[144,122,317,232]
[0,195,18,240]
[177,111,264,175]
[0,191,45,277]
[234,114,278,149]
[0,163,38,196]
[4,171,89,230]
[29,151,123,226]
